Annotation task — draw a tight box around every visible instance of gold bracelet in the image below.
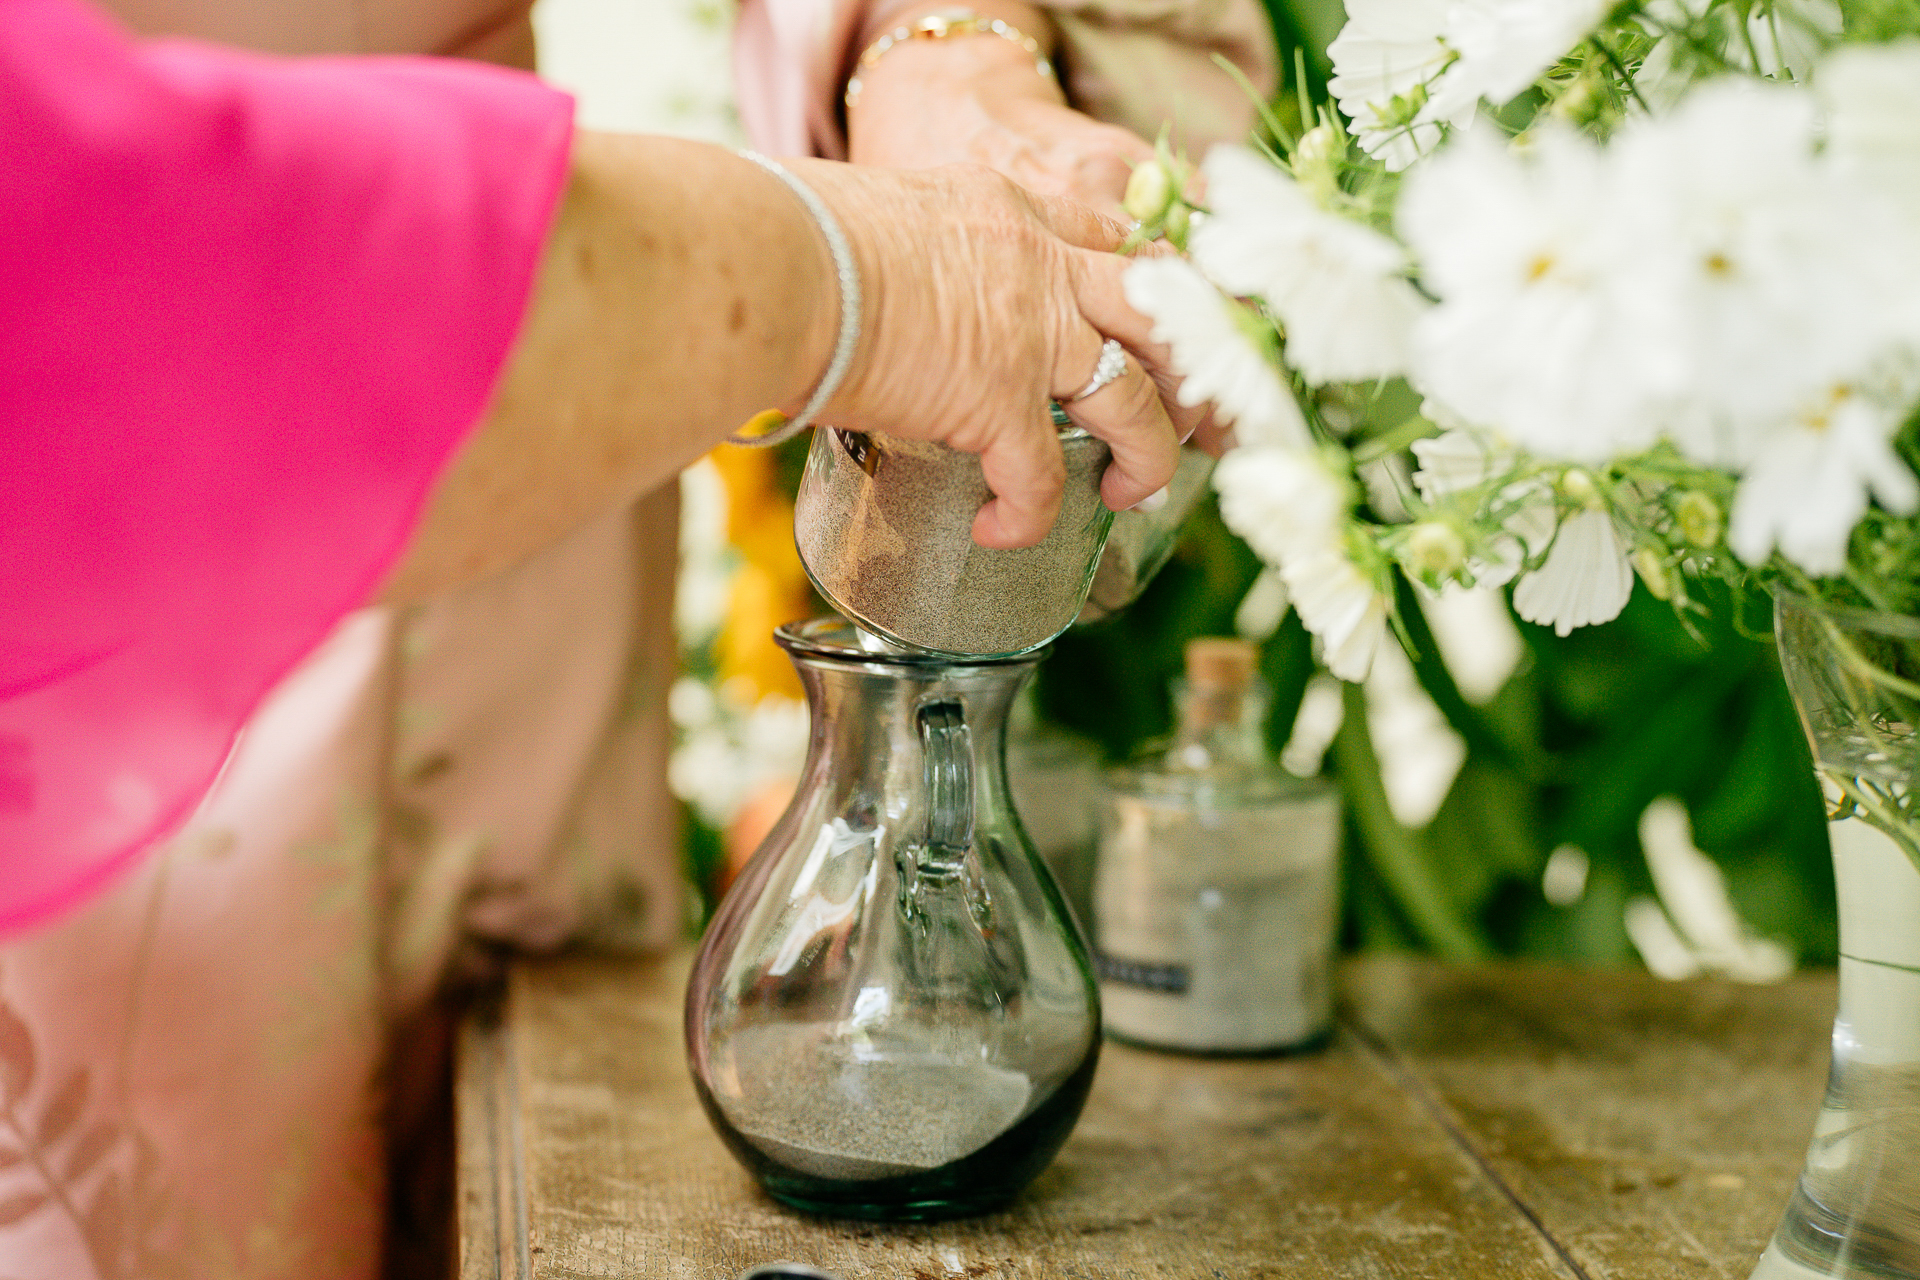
[843,8,1056,110]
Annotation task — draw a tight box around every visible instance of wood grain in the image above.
[456,951,1837,1280]
[1343,961,1836,1280]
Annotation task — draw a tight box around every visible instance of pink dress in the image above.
[1,1,693,1275]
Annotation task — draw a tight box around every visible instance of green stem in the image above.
[1331,680,1489,961]
[1353,415,1441,465]
[1591,33,1651,112]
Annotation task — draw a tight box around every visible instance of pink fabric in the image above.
[0,0,573,933]
[732,0,1277,160]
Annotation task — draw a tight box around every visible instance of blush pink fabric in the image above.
[733,0,1278,161]
[0,0,572,933]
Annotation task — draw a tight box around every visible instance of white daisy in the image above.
[1364,635,1466,827]
[1213,444,1352,565]
[1422,0,1612,124]
[1326,0,1464,171]
[1288,545,1391,681]
[1728,383,1920,577]
[1215,446,1389,680]
[1191,146,1429,385]
[1399,128,1673,464]
[1123,257,1311,448]
[1820,39,1920,227]
[1607,80,1911,469]
[1511,507,1634,636]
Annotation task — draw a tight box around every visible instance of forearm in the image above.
[378,133,837,603]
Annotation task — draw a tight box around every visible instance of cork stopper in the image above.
[1184,637,1258,694]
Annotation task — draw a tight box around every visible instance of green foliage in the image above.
[1033,498,1838,967]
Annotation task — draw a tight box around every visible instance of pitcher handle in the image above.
[918,699,974,858]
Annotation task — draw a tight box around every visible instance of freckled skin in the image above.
[379,137,1194,603]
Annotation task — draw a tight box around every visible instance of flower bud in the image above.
[1292,125,1343,202]
[1675,490,1722,548]
[1631,546,1672,601]
[1550,71,1604,126]
[1123,160,1176,223]
[1162,200,1191,248]
[1405,521,1467,577]
[1558,468,1599,506]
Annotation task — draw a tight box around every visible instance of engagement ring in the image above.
[1066,338,1127,403]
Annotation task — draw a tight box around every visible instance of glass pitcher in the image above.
[684,618,1102,1221]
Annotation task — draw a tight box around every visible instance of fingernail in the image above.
[1133,486,1169,513]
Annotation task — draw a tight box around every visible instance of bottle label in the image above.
[1095,952,1191,994]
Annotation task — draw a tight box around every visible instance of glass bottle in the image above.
[1750,595,1920,1280]
[1093,637,1341,1054]
[1076,444,1218,625]
[1005,686,1104,935]
[685,618,1101,1221]
[793,416,1114,658]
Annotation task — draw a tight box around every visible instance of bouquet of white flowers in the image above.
[1124,0,1920,683]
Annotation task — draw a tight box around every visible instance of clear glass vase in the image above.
[1753,595,1920,1279]
[684,619,1101,1220]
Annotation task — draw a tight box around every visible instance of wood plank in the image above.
[457,987,529,1280]
[1343,958,1837,1280]
[491,950,1574,1280]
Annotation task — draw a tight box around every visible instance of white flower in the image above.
[1214,444,1350,564]
[1215,446,1388,680]
[1820,39,1920,227]
[1608,80,1916,467]
[1633,797,1794,983]
[1744,0,1840,82]
[668,682,810,826]
[1422,0,1611,123]
[675,459,734,645]
[1326,0,1463,170]
[1419,583,1524,703]
[1728,382,1920,577]
[1190,146,1428,385]
[1289,544,1390,680]
[1410,425,1558,584]
[1400,128,1673,463]
[1233,566,1291,641]
[1512,507,1633,636]
[1123,257,1310,448]
[1364,636,1466,827]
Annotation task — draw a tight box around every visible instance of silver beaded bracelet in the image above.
[727,151,863,449]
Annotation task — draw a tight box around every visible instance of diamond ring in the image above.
[1065,338,1128,403]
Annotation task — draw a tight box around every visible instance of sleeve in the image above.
[0,0,575,934]
[731,0,1276,161]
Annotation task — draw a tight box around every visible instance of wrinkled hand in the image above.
[793,159,1207,548]
[849,43,1153,221]
[843,18,1232,461]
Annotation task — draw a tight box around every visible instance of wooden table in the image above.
[457,950,1837,1280]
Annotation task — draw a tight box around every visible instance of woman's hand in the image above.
[796,157,1203,547]
[840,3,1231,461]
[382,136,1201,601]
[844,1,1154,221]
